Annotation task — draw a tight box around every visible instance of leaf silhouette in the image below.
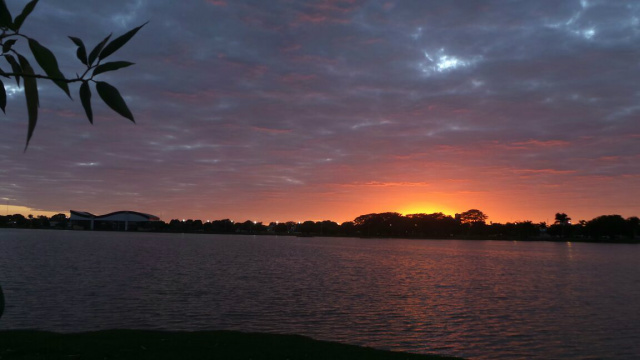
[2,39,16,53]
[13,0,38,30]
[18,55,39,150]
[0,78,6,113]
[0,1,12,29]
[96,81,134,122]
[69,36,88,65]
[88,34,111,67]
[28,38,70,97]
[4,54,21,86]
[79,81,92,124]
[99,22,147,60]
[92,61,134,76]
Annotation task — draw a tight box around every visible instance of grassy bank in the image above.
[0,330,463,360]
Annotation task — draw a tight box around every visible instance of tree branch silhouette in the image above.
[0,0,146,150]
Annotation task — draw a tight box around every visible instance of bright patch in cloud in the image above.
[351,119,393,130]
[75,162,100,167]
[4,84,23,97]
[419,49,481,76]
[576,27,596,40]
[437,55,464,71]
[412,26,423,40]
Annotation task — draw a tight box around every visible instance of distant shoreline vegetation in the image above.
[1,210,638,244]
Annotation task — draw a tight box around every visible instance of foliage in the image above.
[0,0,146,149]
[1,210,638,242]
[548,212,573,238]
[584,215,630,239]
[354,212,406,237]
[554,213,571,225]
[458,209,488,224]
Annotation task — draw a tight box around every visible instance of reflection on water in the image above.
[0,229,639,359]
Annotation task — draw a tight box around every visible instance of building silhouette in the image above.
[70,210,160,231]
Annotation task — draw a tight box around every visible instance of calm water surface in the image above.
[0,229,638,359]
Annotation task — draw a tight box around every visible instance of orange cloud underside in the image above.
[8,161,639,225]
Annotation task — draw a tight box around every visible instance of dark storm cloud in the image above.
[1,0,639,221]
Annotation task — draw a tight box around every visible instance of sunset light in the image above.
[0,0,638,227]
[399,204,456,217]
[1,1,639,359]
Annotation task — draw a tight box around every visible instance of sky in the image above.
[1,0,639,224]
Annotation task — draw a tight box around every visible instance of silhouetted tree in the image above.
[168,219,184,232]
[339,221,356,236]
[554,213,571,225]
[354,212,406,237]
[550,213,573,238]
[9,213,26,227]
[49,213,68,229]
[501,221,540,240]
[271,222,288,234]
[254,222,267,233]
[191,220,204,232]
[205,219,235,233]
[406,212,459,238]
[33,215,49,228]
[459,209,488,224]
[627,216,640,239]
[235,220,265,234]
[285,221,297,233]
[584,215,629,241]
[317,220,340,236]
[235,220,252,233]
[298,221,317,235]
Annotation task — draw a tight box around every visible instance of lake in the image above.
[0,229,638,359]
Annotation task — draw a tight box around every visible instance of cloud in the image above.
[206,0,227,6]
[1,0,639,223]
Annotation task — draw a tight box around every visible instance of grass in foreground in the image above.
[0,330,463,360]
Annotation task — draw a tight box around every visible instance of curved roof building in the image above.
[70,210,160,230]
[70,210,160,222]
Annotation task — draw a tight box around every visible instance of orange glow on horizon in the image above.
[7,179,639,227]
[2,204,63,218]
[398,204,457,217]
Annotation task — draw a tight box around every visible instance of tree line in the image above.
[1,210,638,243]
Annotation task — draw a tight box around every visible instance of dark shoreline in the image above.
[0,329,464,360]
[4,210,640,244]
[1,226,638,244]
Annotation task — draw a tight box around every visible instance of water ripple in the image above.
[1,230,639,359]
